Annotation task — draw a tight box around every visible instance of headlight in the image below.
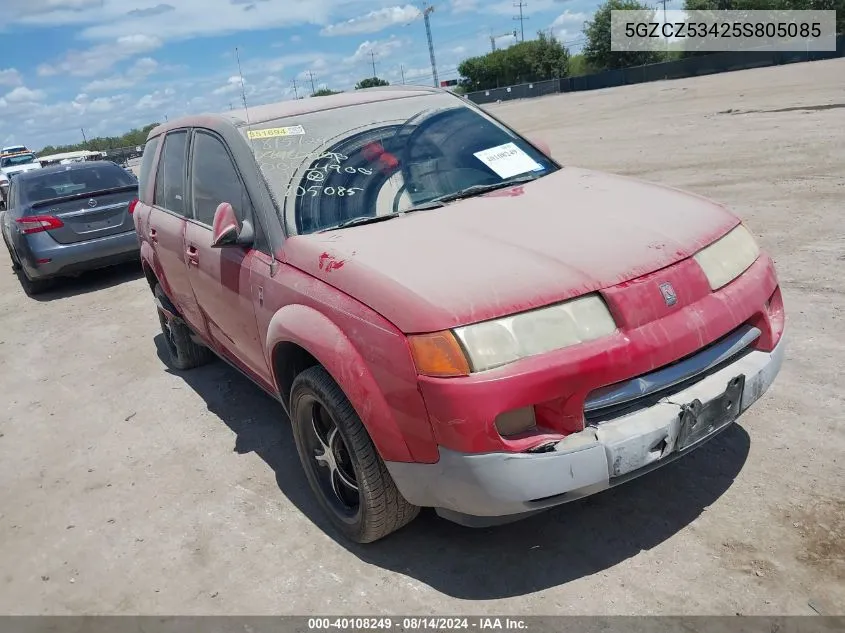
[694,224,760,291]
[453,294,617,373]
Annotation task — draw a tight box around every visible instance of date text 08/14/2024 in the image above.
[307,618,529,630]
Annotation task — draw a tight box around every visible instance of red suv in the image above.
[134,86,786,543]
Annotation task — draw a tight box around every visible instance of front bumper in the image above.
[385,328,785,526]
[21,229,140,279]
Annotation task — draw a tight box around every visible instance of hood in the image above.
[283,167,739,333]
[1,163,41,178]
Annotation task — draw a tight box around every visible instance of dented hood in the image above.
[283,167,739,333]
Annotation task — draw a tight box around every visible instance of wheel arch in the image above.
[267,304,415,463]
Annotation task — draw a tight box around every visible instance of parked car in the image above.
[134,86,786,543]
[0,151,43,209]
[1,160,140,295]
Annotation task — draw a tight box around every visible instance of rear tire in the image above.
[290,365,420,543]
[2,234,20,271]
[17,268,52,296]
[154,284,213,370]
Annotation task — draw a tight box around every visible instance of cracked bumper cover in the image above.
[384,329,786,527]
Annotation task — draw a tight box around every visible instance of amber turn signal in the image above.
[407,331,471,377]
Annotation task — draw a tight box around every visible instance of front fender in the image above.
[267,304,415,463]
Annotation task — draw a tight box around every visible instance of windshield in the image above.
[21,164,136,204]
[243,92,558,235]
[1,153,36,168]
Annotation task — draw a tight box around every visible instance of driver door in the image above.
[183,129,271,389]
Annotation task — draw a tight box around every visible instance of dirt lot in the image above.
[1,59,843,616]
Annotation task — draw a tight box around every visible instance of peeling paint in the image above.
[318,251,345,272]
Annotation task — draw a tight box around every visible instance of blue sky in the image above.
[0,0,606,149]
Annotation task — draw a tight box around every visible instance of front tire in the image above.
[154,284,213,370]
[290,366,420,543]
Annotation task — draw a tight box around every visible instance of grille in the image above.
[583,324,760,424]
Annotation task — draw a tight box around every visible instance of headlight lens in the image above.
[694,224,760,291]
[453,293,617,372]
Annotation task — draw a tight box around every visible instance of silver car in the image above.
[1,161,140,295]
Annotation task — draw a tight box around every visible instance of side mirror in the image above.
[530,137,552,159]
[211,202,243,248]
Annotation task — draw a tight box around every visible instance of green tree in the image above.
[36,122,160,156]
[583,0,664,70]
[568,53,596,75]
[457,31,570,92]
[312,88,343,97]
[355,77,390,89]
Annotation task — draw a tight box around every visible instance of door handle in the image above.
[149,227,157,243]
[186,245,199,265]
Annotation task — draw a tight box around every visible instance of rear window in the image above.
[138,137,160,204]
[22,164,137,204]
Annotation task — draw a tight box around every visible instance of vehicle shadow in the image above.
[155,334,751,600]
[24,261,143,302]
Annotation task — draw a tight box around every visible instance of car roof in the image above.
[147,84,444,141]
[13,160,122,182]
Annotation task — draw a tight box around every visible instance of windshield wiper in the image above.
[318,174,544,232]
[319,214,401,232]
[406,174,544,212]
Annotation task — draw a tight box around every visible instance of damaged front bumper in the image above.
[385,328,786,527]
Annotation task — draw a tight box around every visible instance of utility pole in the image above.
[513,1,528,41]
[369,50,378,78]
[400,64,406,84]
[658,0,669,55]
[423,3,439,87]
[291,78,300,99]
[307,71,316,94]
[80,128,88,148]
[235,46,250,123]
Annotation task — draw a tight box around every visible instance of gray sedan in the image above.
[1,161,140,295]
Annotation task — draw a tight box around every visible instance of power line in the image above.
[307,71,316,94]
[513,1,529,41]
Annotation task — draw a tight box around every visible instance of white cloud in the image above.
[213,76,246,96]
[37,34,162,77]
[4,0,103,21]
[78,0,331,42]
[82,56,159,92]
[4,87,46,103]
[83,76,134,92]
[345,36,405,65]
[551,10,589,29]
[321,5,420,37]
[451,0,479,13]
[0,69,22,87]
[136,87,175,112]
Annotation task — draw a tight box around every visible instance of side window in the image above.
[190,131,252,227]
[153,131,188,215]
[138,136,160,204]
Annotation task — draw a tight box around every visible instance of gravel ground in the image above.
[0,58,843,616]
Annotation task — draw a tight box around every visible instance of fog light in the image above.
[495,406,537,437]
